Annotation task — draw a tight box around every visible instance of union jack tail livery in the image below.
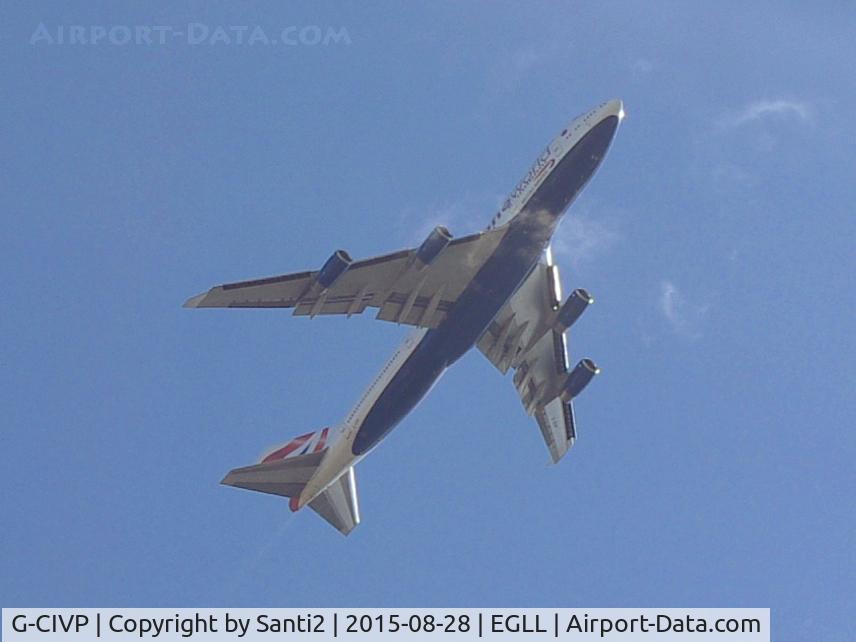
[260,427,330,463]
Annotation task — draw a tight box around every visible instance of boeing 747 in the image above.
[185,99,624,534]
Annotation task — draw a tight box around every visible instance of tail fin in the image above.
[221,427,360,535]
[258,428,330,463]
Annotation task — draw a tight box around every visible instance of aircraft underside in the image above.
[187,101,623,534]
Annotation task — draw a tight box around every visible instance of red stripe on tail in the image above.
[262,432,314,463]
[314,428,329,453]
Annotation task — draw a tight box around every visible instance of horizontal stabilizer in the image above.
[308,467,360,535]
[221,450,325,506]
[221,427,331,509]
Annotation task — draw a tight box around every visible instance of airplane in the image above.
[185,99,624,535]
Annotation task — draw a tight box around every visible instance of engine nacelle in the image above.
[316,250,352,289]
[560,358,600,402]
[555,288,594,332]
[416,225,452,266]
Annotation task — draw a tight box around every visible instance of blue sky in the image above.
[2,2,854,639]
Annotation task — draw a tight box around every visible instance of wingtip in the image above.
[183,292,207,308]
[549,444,571,465]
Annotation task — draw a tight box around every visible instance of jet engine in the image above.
[416,226,452,266]
[316,250,352,289]
[555,288,594,332]
[560,358,600,402]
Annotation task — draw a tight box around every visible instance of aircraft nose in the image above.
[603,98,625,122]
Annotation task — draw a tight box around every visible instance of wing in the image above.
[184,226,506,330]
[477,248,596,463]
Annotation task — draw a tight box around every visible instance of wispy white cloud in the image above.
[631,58,654,75]
[397,192,502,245]
[551,210,621,269]
[708,161,761,193]
[658,280,708,339]
[710,162,754,185]
[660,281,681,327]
[488,44,556,93]
[718,98,813,130]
